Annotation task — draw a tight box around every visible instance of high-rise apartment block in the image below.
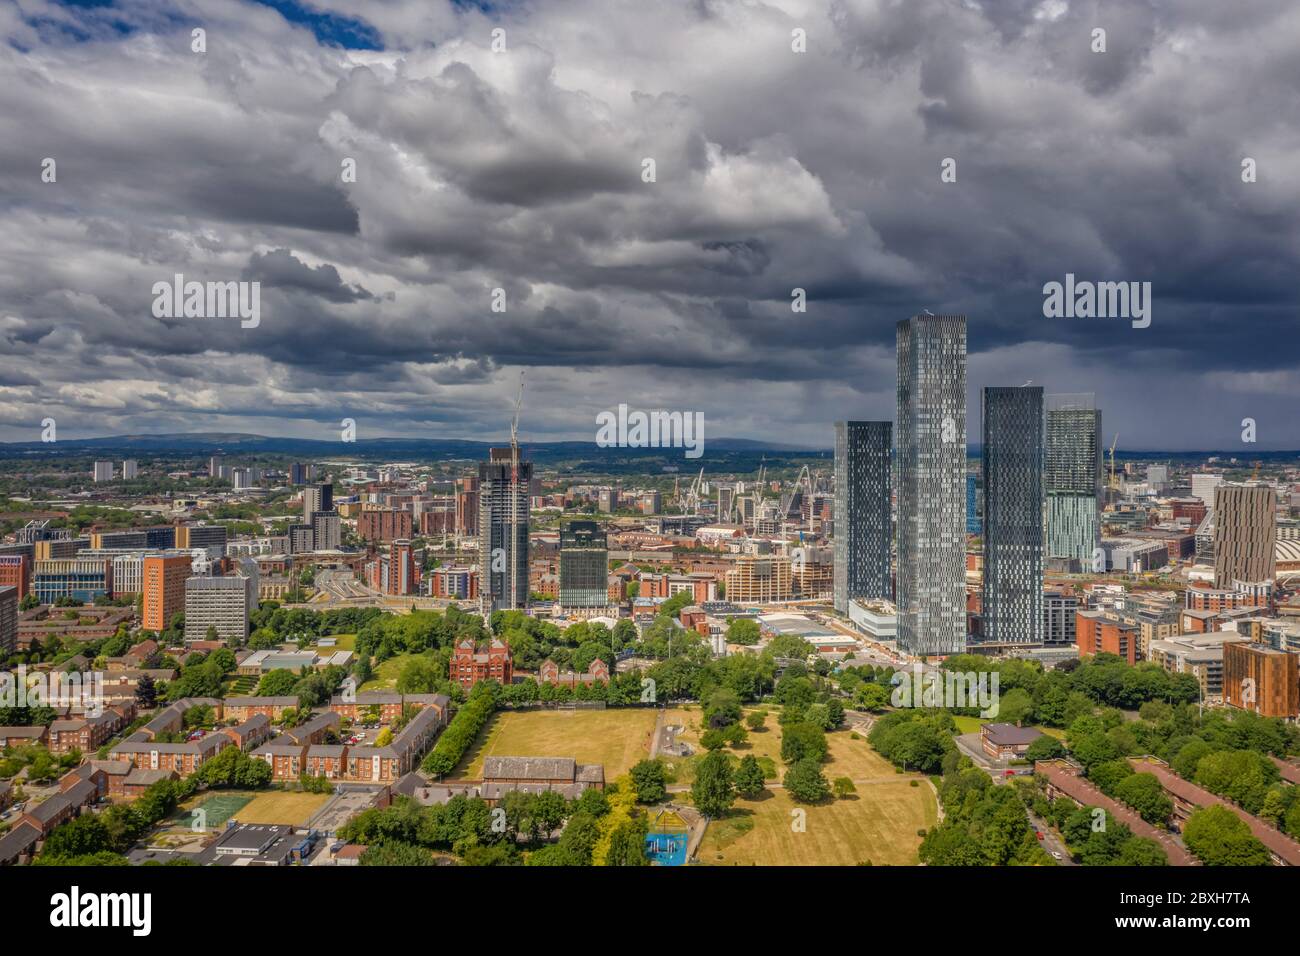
[896,314,967,656]
[1213,484,1276,587]
[143,553,193,633]
[184,570,257,644]
[981,386,1044,644]
[122,459,138,480]
[1044,394,1102,568]
[833,421,892,614]
[560,520,608,610]
[479,448,531,612]
[93,461,114,482]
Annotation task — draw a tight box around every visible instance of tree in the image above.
[784,758,831,803]
[256,669,298,697]
[855,682,890,712]
[700,728,727,751]
[780,722,828,764]
[1182,805,1270,866]
[1114,773,1174,825]
[725,618,761,645]
[832,777,857,799]
[1024,735,1065,762]
[1118,837,1169,866]
[629,760,667,804]
[703,688,742,729]
[691,751,735,818]
[134,674,158,708]
[734,755,765,797]
[745,710,767,732]
[374,727,394,747]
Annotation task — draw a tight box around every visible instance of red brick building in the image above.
[1076,610,1140,664]
[0,554,29,597]
[538,657,610,687]
[450,638,513,690]
[357,509,413,543]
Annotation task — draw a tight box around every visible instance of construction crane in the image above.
[680,466,704,515]
[1108,433,1119,492]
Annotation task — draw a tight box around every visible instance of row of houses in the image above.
[0,763,107,866]
[392,755,606,806]
[0,702,136,755]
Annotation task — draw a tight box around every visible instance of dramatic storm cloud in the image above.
[0,0,1297,449]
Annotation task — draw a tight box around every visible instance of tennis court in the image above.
[174,792,254,829]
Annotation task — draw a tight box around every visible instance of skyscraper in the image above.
[142,553,192,633]
[479,447,531,613]
[303,482,333,524]
[560,520,608,610]
[1045,393,1102,569]
[833,421,892,614]
[981,386,1044,644]
[1213,483,1276,587]
[896,314,967,656]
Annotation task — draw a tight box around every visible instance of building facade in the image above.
[478,448,532,612]
[833,421,892,615]
[1213,484,1276,588]
[981,386,1044,644]
[559,520,608,610]
[896,314,967,656]
[1044,394,1101,568]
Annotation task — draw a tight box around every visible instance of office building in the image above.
[1044,394,1101,568]
[31,558,113,604]
[1191,473,1224,507]
[311,511,341,551]
[176,524,228,552]
[184,571,257,644]
[981,387,1044,644]
[1224,641,1300,718]
[93,461,114,482]
[833,421,892,615]
[385,540,417,596]
[724,554,793,604]
[1043,588,1080,647]
[896,314,967,656]
[1213,484,1276,588]
[478,448,532,613]
[559,520,608,610]
[303,483,334,524]
[143,553,193,633]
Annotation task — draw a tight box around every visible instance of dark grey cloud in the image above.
[0,0,1297,450]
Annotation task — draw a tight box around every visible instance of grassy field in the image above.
[235,790,332,825]
[952,715,987,735]
[173,789,331,828]
[678,712,937,865]
[451,709,659,781]
[359,652,419,690]
[661,706,781,785]
[316,633,356,650]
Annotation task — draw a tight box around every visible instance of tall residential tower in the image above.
[981,386,1044,644]
[896,314,967,656]
[833,421,892,614]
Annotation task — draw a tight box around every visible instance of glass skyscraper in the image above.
[833,421,892,614]
[896,314,966,656]
[1045,394,1102,569]
[560,519,608,609]
[479,448,532,612]
[981,386,1044,644]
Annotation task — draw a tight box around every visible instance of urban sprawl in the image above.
[2,316,1299,868]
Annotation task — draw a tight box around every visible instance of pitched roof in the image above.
[483,756,577,781]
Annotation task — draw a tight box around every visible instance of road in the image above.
[1025,806,1075,865]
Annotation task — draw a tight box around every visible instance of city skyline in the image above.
[2,1,1299,450]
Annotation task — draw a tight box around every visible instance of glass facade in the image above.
[896,315,966,656]
[981,386,1044,644]
[1045,395,1101,566]
[833,421,892,614]
[560,520,608,608]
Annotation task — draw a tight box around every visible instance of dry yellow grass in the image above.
[685,718,938,865]
[698,780,937,866]
[229,790,331,826]
[451,708,659,780]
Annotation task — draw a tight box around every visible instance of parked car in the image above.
[1051,851,1063,860]
[1036,831,1044,841]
